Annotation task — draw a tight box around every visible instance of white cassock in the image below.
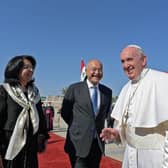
[111,68,168,168]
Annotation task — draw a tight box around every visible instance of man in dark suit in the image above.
[61,59,112,168]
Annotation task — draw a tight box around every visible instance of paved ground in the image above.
[52,114,125,162]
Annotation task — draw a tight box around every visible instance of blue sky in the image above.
[0,0,168,96]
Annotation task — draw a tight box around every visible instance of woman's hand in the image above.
[38,135,48,153]
[0,156,4,168]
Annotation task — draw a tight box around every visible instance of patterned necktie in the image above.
[91,86,98,114]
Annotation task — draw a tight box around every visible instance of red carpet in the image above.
[38,133,122,168]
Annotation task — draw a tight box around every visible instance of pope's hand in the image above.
[100,128,119,143]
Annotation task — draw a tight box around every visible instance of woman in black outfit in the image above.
[0,55,49,168]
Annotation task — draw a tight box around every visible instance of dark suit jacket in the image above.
[61,81,112,157]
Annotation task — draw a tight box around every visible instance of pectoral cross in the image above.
[122,109,129,127]
[124,111,129,124]
[121,109,129,140]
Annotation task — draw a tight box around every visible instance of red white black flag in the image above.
[80,59,86,81]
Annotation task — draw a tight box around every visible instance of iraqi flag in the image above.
[80,59,86,81]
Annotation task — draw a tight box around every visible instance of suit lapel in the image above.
[97,84,105,116]
[83,82,95,117]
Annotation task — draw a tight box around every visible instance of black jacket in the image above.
[61,81,112,157]
[0,85,49,157]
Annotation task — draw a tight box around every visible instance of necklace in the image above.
[121,68,149,138]
[123,81,140,125]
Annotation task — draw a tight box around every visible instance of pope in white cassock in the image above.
[100,44,168,168]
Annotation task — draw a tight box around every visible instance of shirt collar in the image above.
[86,79,99,89]
[131,68,149,84]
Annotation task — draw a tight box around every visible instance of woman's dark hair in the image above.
[4,55,36,86]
